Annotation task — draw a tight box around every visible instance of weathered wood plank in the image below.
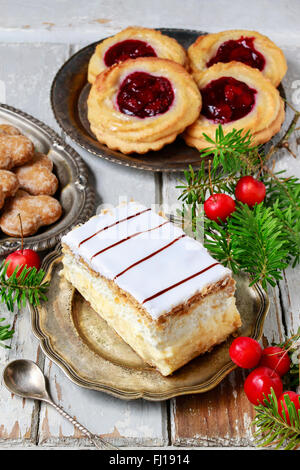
[161,151,287,446]
[275,46,300,339]
[169,285,285,447]
[163,43,300,446]
[0,42,70,447]
[38,359,167,447]
[0,0,300,46]
[0,303,41,447]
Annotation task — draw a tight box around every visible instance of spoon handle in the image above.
[48,400,118,450]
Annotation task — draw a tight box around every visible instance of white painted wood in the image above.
[1,0,300,449]
[0,303,40,447]
[0,0,300,46]
[38,360,167,447]
[162,43,300,447]
[273,47,300,338]
[0,43,70,447]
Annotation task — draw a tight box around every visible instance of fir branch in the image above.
[204,219,239,273]
[177,162,240,205]
[274,327,300,391]
[0,261,49,313]
[200,125,262,173]
[227,203,289,288]
[252,389,300,450]
[0,318,14,349]
[264,173,300,266]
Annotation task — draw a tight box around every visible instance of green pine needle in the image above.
[177,162,240,206]
[200,125,262,173]
[252,389,300,450]
[0,261,49,313]
[227,203,290,288]
[0,318,14,349]
[274,327,300,391]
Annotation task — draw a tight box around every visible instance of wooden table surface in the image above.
[0,0,299,449]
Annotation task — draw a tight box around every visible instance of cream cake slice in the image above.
[61,202,241,376]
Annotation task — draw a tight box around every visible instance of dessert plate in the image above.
[51,28,286,172]
[0,104,95,255]
[31,245,269,401]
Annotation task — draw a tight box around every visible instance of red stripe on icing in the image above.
[91,220,170,259]
[79,207,151,247]
[114,234,186,280]
[142,262,221,304]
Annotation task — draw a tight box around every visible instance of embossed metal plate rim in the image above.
[51,27,287,173]
[0,103,96,255]
[31,246,270,401]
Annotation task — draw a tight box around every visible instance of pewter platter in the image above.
[51,28,287,173]
[0,104,95,255]
[31,246,270,401]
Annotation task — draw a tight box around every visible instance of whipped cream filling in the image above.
[62,202,232,320]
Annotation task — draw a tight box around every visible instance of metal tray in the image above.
[51,28,287,172]
[0,104,95,255]
[31,246,270,401]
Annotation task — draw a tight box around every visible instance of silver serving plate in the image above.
[31,246,269,401]
[0,104,95,255]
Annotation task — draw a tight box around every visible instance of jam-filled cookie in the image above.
[88,27,187,84]
[87,57,201,154]
[188,30,287,87]
[184,62,285,150]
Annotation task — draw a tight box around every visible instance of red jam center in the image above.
[207,37,265,71]
[201,76,256,124]
[104,39,157,67]
[117,71,174,119]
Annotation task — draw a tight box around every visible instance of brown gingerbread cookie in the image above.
[0,124,22,136]
[0,134,34,170]
[0,170,19,209]
[0,190,62,237]
[14,152,58,196]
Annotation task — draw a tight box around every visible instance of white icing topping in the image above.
[62,202,232,320]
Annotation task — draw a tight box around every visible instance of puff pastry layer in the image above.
[87,57,201,154]
[184,62,285,150]
[88,26,187,84]
[61,202,241,376]
[188,30,287,87]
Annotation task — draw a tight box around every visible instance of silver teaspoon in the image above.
[3,359,118,450]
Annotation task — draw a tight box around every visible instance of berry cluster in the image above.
[230,336,300,424]
[204,175,266,222]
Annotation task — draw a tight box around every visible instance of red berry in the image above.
[259,346,290,377]
[244,366,283,405]
[278,391,300,425]
[204,193,235,222]
[229,336,262,369]
[235,176,266,207]
[5,249,41,277]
